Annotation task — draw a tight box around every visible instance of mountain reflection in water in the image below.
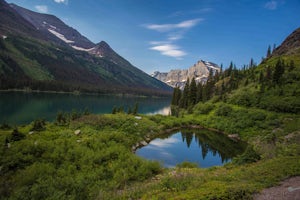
[136,129,247,168]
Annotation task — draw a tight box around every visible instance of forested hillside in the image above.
[171,28,300,115]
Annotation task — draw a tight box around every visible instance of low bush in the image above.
[194,102,215,114]
[233,145,261,165]
[30,119,46,131]
[176,161,199,168]
[215,103,233,117]
[10,128,25,142]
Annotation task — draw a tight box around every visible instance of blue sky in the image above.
[6,0,300,74]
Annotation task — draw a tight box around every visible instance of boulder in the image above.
[74,130,81,135]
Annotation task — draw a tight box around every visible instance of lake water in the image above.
[136,129,247,168]
[0,92,171,125]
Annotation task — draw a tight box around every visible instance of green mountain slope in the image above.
[171,27,300,113]
[227,28,300,113]
[0,0,172,95]
[0,36,171,95]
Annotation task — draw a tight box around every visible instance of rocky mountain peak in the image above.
[88,41,113,57]
[153,60,220,89]
[272,27,300,56]
[9,3,95,49]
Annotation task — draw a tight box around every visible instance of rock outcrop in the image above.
[152,60,220,89]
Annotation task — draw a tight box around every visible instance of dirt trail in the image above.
[253,176,300,200]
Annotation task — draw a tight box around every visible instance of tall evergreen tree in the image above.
[267,45,272,58]
[189,78,197,106]
[196,82,203,103]
[273,59,285,84]
[133,102,139,115]
[288,60,295,71]
[265,65,272,83]
[249,58,255,68]
[180,78,190,108]
[171,87,181,106]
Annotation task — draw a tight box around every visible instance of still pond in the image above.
[136,129,247,168]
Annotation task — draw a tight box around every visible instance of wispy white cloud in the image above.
[54,0,68,4]
[35,5,48,13]
[145,18,202,32]
[145,18,202,59]
[150,44,186,59]
[264,1,278,10]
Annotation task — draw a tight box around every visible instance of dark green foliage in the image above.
[180,78,190,108]
[30,119,46,131]
[0,122,11,130]
[215,103,233,117]
[171,87,181,106]
[273,59,285,84]
[111,103,139,115]
[176,161,199,168]
[189,78,197,106]
[0,115,163,199]
[133,102,139,115]
[10,128,25,141]
[194,102,215,114]
[233,146,261,165]
[127,106,132,114]
[112,106,117,114]
[55,111,68,125]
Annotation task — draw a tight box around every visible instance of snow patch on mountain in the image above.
[71,45,95,52]
[48,28,74,43]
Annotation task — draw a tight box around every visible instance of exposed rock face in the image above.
[153,60,220,89]
[272,27,300,56]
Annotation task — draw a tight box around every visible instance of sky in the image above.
[6,0,300,74]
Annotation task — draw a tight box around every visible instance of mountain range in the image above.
[0,0,172,95]
[152,60,220,89]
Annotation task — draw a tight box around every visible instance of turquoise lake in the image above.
[0,92,171,125]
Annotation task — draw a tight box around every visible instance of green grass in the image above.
[1,107,299,199]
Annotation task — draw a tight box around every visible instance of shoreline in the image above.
[0,89,172,98]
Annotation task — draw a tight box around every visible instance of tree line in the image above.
[171,55,296,115]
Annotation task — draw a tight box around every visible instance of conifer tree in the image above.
[181,78,190,108]
[250,58,255,68]
[196,82,203,102]
[265,65,272,83]
[133,102,139,115]
[189,78,197,106]
[288,60,295,71]
[273,59,285,84]
[267,45,271,58]
[171,87,181,106]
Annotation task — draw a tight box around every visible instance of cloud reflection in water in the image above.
[139,137,180,166]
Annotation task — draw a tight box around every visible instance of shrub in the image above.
[233,145,261,165]
[0,122,11,130]
[10,128,25,141]
[176,161,199,168]
[30,119,46,131]
[215,103,233,117]
[194,102,215,114]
